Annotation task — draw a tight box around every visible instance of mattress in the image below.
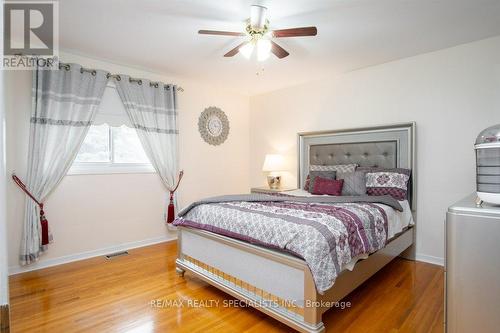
[174,192,412,293]
[286,189,414,271]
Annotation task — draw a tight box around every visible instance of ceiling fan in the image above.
[198,4,317,61]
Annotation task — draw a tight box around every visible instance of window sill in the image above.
[67,163,156,175]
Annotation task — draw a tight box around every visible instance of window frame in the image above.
[68,125,155,176]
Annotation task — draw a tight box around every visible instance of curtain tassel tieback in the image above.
[39,203,49,245]
[12,174,50,245]
[167,170,184,224]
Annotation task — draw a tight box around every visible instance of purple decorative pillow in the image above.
[365,170,410,200]
[311,177,344,196]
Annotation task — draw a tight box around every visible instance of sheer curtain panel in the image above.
[20,64,108,265]
[114,76,179,217]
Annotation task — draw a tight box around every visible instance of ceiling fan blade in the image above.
[270,41,289,59]
[224,42,248,57]
[272,27,317,38]
[198,30,246,37]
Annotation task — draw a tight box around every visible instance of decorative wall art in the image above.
[198,107,229,146]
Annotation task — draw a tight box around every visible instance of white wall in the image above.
[0,83,7,303]
[6,37,500,272]
[250,36,500,264]
[0,1,10,304]
[6,51,250,273]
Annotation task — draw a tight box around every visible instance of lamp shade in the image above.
[262,154,285,172]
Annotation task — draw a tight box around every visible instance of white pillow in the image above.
[309,164,357,173]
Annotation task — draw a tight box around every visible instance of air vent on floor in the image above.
[105,251,129,259]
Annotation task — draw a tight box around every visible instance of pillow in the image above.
[305,171,336,192]
[337,170,367,196]
[359,167,411,198]
[365,169,410,200]
[309,164,357,173]
[304,175,311,191]
[311,177,344,196]
[357,167,411,177]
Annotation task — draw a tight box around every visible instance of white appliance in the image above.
[475,124,500,205]
[446,194,500,332]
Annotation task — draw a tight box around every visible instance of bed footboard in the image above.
[176,226,414,333]
[176,227,324,333]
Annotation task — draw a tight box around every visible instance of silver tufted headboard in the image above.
[298,123,416,210]
[309,141,398,168]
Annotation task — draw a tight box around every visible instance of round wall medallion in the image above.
[198,107,230,146]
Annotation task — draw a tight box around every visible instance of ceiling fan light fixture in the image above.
[198,4,317,60]
[250,5,267,29]
[239,42,254,59]
[256,38,271,61]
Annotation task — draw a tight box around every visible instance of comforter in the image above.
[173,194,402,293]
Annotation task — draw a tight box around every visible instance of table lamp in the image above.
[262,154,285,189]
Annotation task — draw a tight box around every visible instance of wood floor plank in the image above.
[9,241,444,332]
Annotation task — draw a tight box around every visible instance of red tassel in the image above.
[167,192,175,224]
[166,171,184,224]
[40,204,49,245]
[12,174,50,246]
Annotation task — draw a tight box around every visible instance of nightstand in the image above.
[250,187,296,194]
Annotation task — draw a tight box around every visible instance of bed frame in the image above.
[176,123,416,332]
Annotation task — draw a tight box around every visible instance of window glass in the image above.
[72,124,153,174]
[74,124,110,163]
[112,125,150,164]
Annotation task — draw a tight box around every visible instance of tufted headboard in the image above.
[309,141,398,168]
[298,123,416,210]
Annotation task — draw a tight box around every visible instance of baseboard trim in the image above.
[0,304,9,333]
[8,236,443,274]
[415,253,444,266]
[8,235,177,276]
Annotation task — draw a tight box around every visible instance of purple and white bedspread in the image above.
[173,194,402,293]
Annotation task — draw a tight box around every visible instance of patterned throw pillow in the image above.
[357,167,411,176]
[337,171,367,196]
[309,164,358,173]
[311,177,344,196]
[365,170,410,200]
[306,171,336,193]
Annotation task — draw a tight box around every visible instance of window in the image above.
[69,124,154,175]
[68,84,154,175]
[74,124,110,163]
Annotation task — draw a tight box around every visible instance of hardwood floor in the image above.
[9,241,444,332]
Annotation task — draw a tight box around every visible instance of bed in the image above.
[174,123,416,333]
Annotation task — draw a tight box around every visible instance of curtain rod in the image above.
[12,54,184,92]
[58,62,185,92]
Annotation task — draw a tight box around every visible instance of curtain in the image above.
[21,64,108,265]
[114,76,179,194]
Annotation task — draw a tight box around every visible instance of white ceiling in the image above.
[44,1,500,94]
